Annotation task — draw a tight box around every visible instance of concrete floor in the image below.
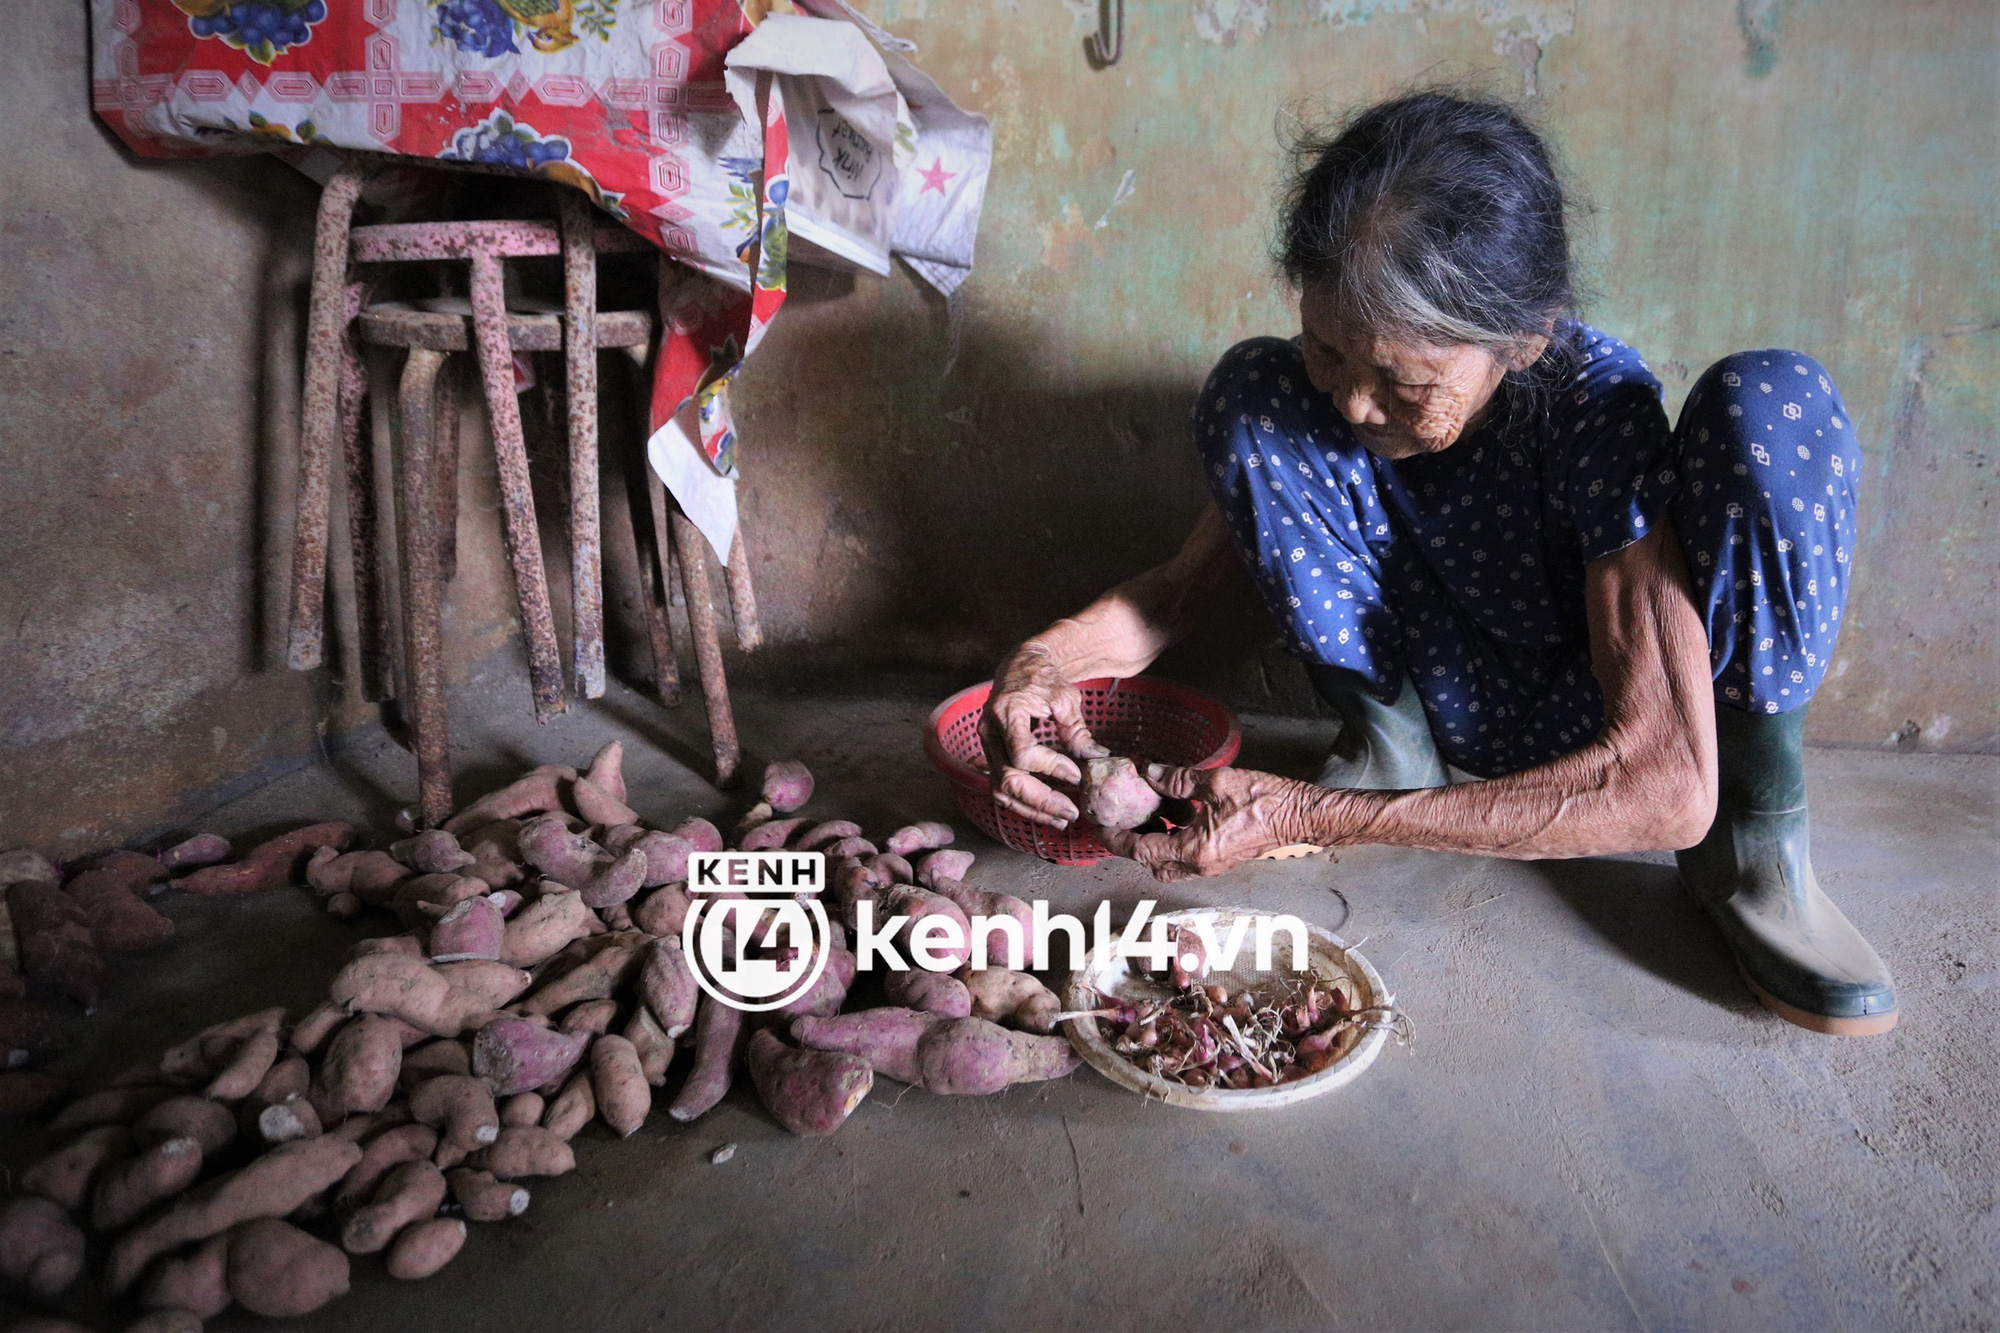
[5,664,1995,1333]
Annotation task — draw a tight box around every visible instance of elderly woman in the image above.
[981,92,1894,1037]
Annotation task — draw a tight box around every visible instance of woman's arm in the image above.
[1105,522,1718,876]
[981,505,1245,828]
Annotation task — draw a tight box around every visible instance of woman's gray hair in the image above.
[1278,91,1575,358]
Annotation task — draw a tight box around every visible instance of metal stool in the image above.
[285,164,755,823]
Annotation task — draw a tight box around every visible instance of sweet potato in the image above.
[631,884,692,939]
[448,1168,528,1222]
[884,967,973,1019]
[793,820,863,852]
[204,1028,282,1103]
[667,994,744,1123]
[739,817,807,852]
[468,1125,575,1179]
[672,817,724,854]
[311,1014,402,1123]
[638,938,699,1039]
[868,852,915,885]
[139,1231,231,1319]
[243,1054,312,1129]
[760,760,814,813]
[325,891,364,920]
[159,1007,286,1085]
[410,1075,499,1161]
[330,1102,409,1143]
[1083,756,1161,830]
[137,1096,236,1157]
[225,1217,350,1317]
[107,1135,362,1293]
[459,820,527,890]
[823,836,878,861]
[517,817,645,909]
[429,896,505,963]
[0,1069,67,1118]
[397,1040,472,1092]
[334,1124,437,1213]
[160,832,231,872]
[387,1216,465,1279]
[347,933,426,963]
[588,1035,649,1138]
[573,780,636,828]
[885,885,973,971]
[391,873,486,930]
[540,1070,596,1140]
[915,849,976,889]
[498,888,595,968]
[391,830,475,875]
[557,1000,614,1037]
[603,828,693,889]
[64,851,173,953]
[340,1158,446,1254]
[623,1007,676,1087]
[328,954,494,1038]
[499,1092,544,1126]
[21,1124,132,1212]
[0,1195,86,1300]
[256,1100,321,1146]
[175,823,354,896]
[93,1136,204,1232]
[289,1002,347,1057]
[791,1009,945,1086]
[747,1030,871,1136]
[442,765,577,835]
[830,858,892,928]
[306,850,409,903]
[8,882,104,1012]
[432,960,533,1009]
[884,822,954,858]
[915,1017,1079,1094]
[471,1019,588,1097]
[520,933,644,1015]
[48,1084,174,1136]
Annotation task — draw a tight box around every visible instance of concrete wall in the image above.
[2,0,1991,854]
[0,5,337,857]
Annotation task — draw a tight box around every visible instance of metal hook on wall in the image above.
[1086,0,1122,67]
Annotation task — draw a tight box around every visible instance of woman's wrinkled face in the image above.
[1297,285,1543,460]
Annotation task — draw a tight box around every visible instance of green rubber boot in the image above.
[1306,666,1449,791]
[1677,705,1898,1035]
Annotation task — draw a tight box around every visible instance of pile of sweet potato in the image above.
[2,828,356,1122]
[0,746,1078,1331]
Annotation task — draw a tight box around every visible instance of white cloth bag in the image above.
[724,14,914,276]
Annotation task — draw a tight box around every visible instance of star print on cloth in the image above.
[1194,324,1860,778]
[917,157,957,194]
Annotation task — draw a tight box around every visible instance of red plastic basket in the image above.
[925,677,1242,866]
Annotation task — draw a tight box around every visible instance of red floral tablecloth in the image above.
[92,0,790,530]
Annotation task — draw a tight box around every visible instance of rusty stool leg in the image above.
[394,348,453,828]
[671,509,740,788]
[338,281,393,701]
[724,525,762,652]
[468,250,566,723]
[639,464,684,706]
[286,158,369,671]
[559,192,605,699]
[433,354,462,585]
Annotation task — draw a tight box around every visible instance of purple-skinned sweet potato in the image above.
[0,1195,86,1300]
[884,822,954,858]
[1083,756,1162,830]
[914,1017,1079,1094]
[760,760,814,814]
[175,823,354,896]
[790,1009,944,1086]
[442,765,577,835]
[884,967,973,1018]
[747,1031,871,1136]
[160,833,231,873]
[471,1019,588,1097]
[666,993,744,1123]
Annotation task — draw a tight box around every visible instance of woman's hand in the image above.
[1098,765,1336,881]
[978,644,1109,828]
